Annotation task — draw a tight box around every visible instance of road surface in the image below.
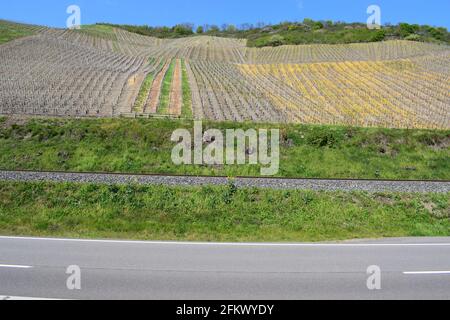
[1,170,449,193]
[1,236,450,300]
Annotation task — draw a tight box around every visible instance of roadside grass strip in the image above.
[0,181,448,242]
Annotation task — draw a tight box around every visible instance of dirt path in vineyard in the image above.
[168,59,182,116]
[144,59,171,114]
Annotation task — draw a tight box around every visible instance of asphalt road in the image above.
[1,236,450,300]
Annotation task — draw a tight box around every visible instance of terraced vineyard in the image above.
[244,40,449,64]
[0,34,145,116]
[188,60,285,122]
[239,60,449,128]
[0,20,449,128]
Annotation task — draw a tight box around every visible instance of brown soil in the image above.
[145,60,171,114]
[168,59,182,116]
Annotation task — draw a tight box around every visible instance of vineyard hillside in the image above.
[0,20,449,129]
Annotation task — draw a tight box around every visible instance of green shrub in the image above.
[371,29,386,41]
[267,35,285,46]
[223,180,238,204]
[307,130,341,148]
[404,34,421,41]
[399,23,419,37]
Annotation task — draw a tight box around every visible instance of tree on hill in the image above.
[173,23,194,36]
[98,19,449,44]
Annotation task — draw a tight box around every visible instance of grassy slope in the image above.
[0,21,34,44]
[0,181,448,242]
[78,24,117,41]
[181,59,193,118]
[0,117,448,180]
[158,60,176,114]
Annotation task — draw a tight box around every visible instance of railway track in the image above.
[0,170,449,193]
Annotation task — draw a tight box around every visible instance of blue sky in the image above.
[1,0,449,29]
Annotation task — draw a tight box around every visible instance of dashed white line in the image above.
[0,264,33,269]
[1,295,59,300]
[403,271,450,275]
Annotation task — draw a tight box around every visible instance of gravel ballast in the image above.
[0,170,449,193]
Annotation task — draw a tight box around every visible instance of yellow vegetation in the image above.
[239,59,450,129]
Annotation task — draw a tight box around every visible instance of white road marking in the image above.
[0,295,59,300]
[0,236,449,247]
[403,271,450,275]
[0,264,33,269]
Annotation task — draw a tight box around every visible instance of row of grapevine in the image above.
[184,61,203,119]
[0,34,145,117]
[127,58,190,117]
[129,57,167,113]
[125,35,247,63]
[244,40,448,64]
[188,60,286,122]
[108,29,447,65]
[238,59,450,129]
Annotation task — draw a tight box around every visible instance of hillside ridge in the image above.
[0,19,449,129]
